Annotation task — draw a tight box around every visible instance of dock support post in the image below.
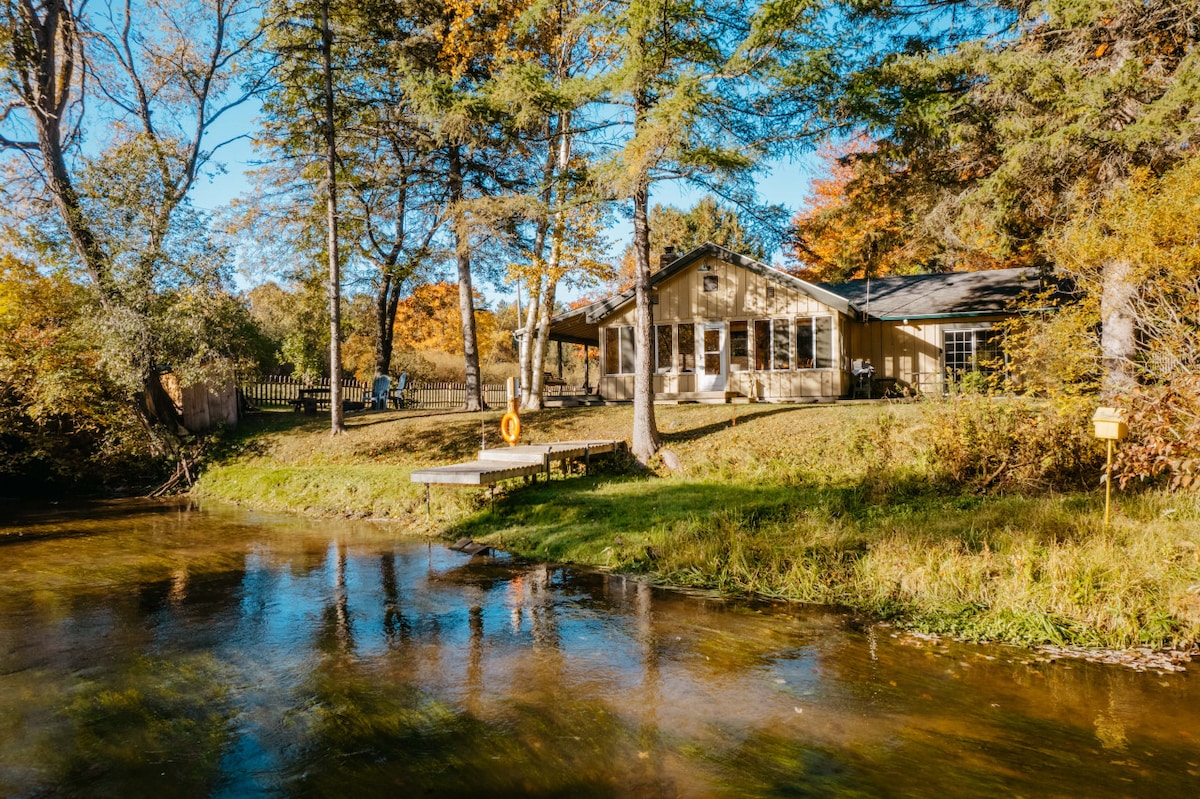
[544,452,551,484]
[584,445,590,475]
[425,483,431,517]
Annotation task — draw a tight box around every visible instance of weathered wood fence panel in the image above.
[401,381,508,409]
[162,374,239,432]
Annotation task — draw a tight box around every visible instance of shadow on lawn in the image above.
[658,405,809,445]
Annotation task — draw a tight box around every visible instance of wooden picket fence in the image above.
[243,375,370,408]
[242,376,512,410]
[404,381,508,409]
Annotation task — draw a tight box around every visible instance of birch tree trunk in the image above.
[1100,257,1137,397]
[518,275,542,409]
[529,279,555,409]
[526,118,572,411]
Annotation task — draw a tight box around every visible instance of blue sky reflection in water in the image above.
[0,500,1197,798]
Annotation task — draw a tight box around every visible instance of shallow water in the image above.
[0,500,1197,798]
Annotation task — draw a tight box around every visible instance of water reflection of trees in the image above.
[9,514,1200,798]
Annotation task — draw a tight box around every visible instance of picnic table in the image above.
[291,387,329,413]
[290,388,367,413]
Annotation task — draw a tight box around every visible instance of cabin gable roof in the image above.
[584,242,858,324]
[546,246,1048,347]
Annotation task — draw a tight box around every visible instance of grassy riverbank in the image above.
[194,402,1200,652]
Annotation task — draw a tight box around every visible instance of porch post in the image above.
[584,345,590,392]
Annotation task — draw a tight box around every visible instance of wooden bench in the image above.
[543,371,567,388]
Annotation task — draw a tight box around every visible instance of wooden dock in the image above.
[410,440,623,486]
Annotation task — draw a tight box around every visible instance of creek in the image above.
[1,500,1196,797]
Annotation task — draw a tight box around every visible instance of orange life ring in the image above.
[500,411,521,445]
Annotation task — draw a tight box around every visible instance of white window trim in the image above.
[943,324,1005,377]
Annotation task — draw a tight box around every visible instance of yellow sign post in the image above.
[1091,407,1128,525]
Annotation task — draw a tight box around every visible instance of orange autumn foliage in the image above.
[787,138,939,282]
[392,281,507,363]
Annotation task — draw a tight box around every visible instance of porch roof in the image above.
[542,302,606,346]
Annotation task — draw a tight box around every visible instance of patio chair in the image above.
[371,375,391,410]
[390,372,408,409]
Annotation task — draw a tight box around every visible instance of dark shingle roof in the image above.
[819,267,1042,320]
[546,248,1050,346]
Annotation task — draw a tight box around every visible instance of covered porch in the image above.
[533,304,606,406]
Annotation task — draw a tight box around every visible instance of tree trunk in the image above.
[373,178,409,379]
[320,0,345,433]
[374,273,396,377]
[529,279,557,410]
[519,118,561,410]
[630,170,661,462]
[1100,257,1137,397]
[14,1,114,300]
[519,277,542,410]
[448,144,483,411]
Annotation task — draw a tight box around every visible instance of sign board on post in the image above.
[1092,407,1128,440]
[1092,406,1128,525]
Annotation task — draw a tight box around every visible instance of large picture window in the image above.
[753,319,792,370]
[944,327,1004,380]
[795,316,834,369]
[604,325,636,375]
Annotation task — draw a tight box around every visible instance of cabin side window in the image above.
[729,321,749,371]
[795,316,834,369]
[943,325,1004,382]
[654,324,674,372]
[753,318,792,371]
[677,323,696,372]
[604,325,636,375]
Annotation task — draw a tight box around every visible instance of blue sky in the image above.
[189,102,822,302]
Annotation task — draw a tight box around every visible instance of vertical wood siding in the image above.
[600,255,847,401]
[846,314,1008,394]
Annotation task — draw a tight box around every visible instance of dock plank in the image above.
[411,439,622,486]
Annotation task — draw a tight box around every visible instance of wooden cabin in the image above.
[548,243,1044,403]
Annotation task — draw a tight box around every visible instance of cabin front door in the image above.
[698,322,726,392]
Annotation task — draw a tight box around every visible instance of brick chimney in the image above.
[660,246,678,267]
